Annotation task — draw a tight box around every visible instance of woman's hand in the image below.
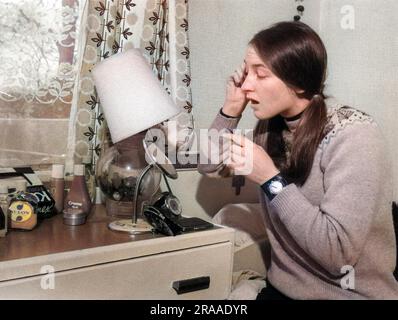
[222,62,249,117]
[223,133,280,185]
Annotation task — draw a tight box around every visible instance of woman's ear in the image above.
[288,86,305,97]
[287,83,305,95]
[290,87,307,100]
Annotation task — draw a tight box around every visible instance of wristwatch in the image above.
[261,174,288,201]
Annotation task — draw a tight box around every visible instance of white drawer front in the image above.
[0,242,233,299]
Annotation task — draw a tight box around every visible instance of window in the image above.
[0,0,82,168]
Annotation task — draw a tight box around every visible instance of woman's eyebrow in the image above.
[244,60,269,69]
[253,64,269,69]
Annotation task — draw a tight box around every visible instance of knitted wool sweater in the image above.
[198,103,398,299]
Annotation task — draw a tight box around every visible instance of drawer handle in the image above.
[172,276,210,294]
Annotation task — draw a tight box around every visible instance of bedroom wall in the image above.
[172,0,398,221]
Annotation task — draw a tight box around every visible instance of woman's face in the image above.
[241,46,302,119]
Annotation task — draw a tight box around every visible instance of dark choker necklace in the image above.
[283,111,304,122]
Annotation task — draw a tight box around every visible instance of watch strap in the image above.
[261,173,288,201]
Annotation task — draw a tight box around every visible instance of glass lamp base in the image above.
[108,218,153,234]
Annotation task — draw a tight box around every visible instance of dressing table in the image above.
[0,205,234,299]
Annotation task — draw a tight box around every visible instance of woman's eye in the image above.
[257,68,269,78]
[256,67,269,78]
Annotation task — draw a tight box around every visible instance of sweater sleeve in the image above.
[197,111,241,178]
[268,121,389,276]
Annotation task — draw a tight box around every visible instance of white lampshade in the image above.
[92,49,181,143]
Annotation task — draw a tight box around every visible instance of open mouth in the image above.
[249,99,260,105]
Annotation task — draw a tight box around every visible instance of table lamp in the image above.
[92,49,181,234]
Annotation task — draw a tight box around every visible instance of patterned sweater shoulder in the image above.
[321,105,377,147]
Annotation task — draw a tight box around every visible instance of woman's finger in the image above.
[227,155,246,169]
[240,61,246,73]
[221,146,232,163]
[236,68,243,82]
[231,144,245,157]
[232,71,241,87]
[230,133,247,147]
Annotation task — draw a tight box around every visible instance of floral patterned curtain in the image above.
[73,0,194,195]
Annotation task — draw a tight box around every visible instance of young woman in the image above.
[198,21,398,299]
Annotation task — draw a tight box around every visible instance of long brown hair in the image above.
[250,21,328,186]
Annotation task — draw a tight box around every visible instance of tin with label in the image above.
[9,192,39,231]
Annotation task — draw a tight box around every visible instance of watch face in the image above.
[269,180,283,194]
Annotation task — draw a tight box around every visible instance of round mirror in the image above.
[143,140,178,179]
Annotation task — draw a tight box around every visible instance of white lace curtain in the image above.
[0,0,78,104]
[0,0,82,167]
[0,0,194,183]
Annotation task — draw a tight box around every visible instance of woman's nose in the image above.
[240,75,253,92]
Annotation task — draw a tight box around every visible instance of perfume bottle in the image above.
[63,165,92,225]
[50,164,65,214]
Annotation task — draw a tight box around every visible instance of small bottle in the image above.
[0,185,9,237]
[50,164,65,214]
[64,164,92,224]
